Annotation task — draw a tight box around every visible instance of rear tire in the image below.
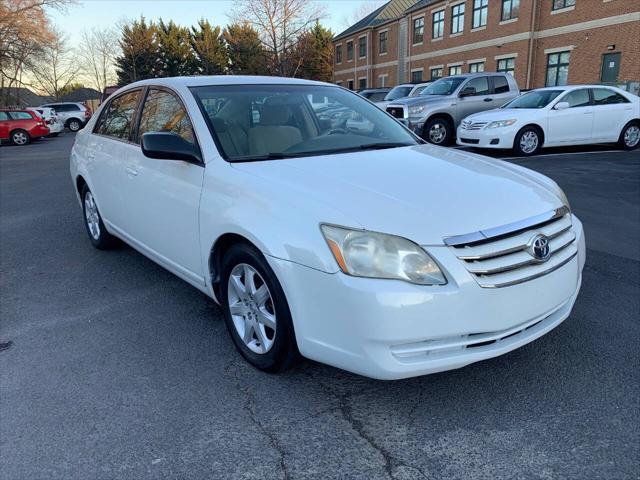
[11,129,30,145]
[81,185,117,249]
[618,121,640,150]
[423,117,453,146]
[513,126,542,156]
[220,243,299,373]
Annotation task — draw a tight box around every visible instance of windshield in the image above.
[504,90,563,109]
[420,77,465,96]
[191,84,419,161]
[383,86,413,101]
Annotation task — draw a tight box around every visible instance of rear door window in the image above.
[493,76,510,94]
[592,88,629,105]
[95,90,141,141]
[137,89,195,145]
[0,112,9,121]
[8,112,33,120]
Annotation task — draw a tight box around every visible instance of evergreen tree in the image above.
[157,20,198,77]
[223,23,268,76]
[191,19,228,75]
[292,22,333,82]
[114,17,160,85]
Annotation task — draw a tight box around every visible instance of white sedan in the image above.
[70,76,585,379]
[457,85,640,155]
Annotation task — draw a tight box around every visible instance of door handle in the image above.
[584,110,593,114]
[483,98,493,102]
[87,152,95,160]
[125,166,138,177]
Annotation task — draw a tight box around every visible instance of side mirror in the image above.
[460,86,476,97]
[141,132,201,164]
[554,101,570,110]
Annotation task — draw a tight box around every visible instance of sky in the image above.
[49,0,383,46]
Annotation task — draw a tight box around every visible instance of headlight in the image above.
[557,186,571,211]
[486,119,517,129]
[408,105,426,116]
[321,225,447,285]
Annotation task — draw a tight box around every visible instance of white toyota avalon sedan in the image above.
[457,85,640,155]
[70,76,585,380]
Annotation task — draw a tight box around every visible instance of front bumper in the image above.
[456,125,518,149]
[268,216,585,380]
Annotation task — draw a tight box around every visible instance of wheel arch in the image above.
[9,128,30,138]
[515,123,546,148]
[424,112,455,131]
[65,117,83,127]
[75,175,87,197]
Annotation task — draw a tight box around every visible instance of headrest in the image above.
[260,103,290,126]
[211,117,228,132]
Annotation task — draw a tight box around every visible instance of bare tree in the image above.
[230,0,325,77]
[78,26,118,93]
[339,1,385,30]
[28,27,81,100]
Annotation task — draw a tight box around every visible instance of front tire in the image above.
[423,117,453,146]
[11,129,30,145]
[68,119,82,132]
[619,121,640,150]
[81,185,116,249]
[220,243,299,373]
[513,126,542,156]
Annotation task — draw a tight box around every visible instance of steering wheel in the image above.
[324,128,349,136]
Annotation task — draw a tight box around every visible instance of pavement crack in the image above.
[225,357,291,480]
[306,372,429,480]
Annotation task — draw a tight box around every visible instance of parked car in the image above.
[358,88,391,103]
[457,85,640,155]
[70,76,585,380]
[386,73,520,145]
[375,83,417,109]
[0,109,49,145]
[26,107,64,136]
[38,102,90,132]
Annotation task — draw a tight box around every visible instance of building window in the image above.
[379,31,388,54]
[346,41,353,61]
[413,17,424,44]
[451,4,465,34]
[335,45,342,64]
[469,61,485,73]
[546,51,570,86]
[496,57,515,75]
[472,0,488,28]
[552,0,576,10]
[358,78,367,90]
[501,0,519,21]
[378,75,388,87]
[358,36,366,58]
[411,70,423,83]
[347,79,354,90]
[432,10,444,39]
[430,67,443,80]
[449,65,462,76]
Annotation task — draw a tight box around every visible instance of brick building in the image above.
[333,0,640,92]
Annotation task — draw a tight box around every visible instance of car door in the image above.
[456,76,492,125]
[87,89,143,228]
[546,88,593,145]
[0,111,10,140]
[590,88,634,142]
[123,87,205,283]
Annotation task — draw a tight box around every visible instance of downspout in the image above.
[526,0,539,89]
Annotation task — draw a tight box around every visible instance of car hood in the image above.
[389,95,449,107]
[465,108,534,123]
[231,145,563,245]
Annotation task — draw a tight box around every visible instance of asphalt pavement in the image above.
[1,134,639,479]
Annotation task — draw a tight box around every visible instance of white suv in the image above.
[70,76,585,379]
[39,102,90,132]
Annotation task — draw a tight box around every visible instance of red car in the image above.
[0,109,50,146]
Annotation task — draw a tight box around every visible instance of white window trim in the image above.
[450,32,463,38]
[466,57,487,64]
[544,45,576,54]
[447,61,464,67]
[470,26,487,32]
[429,64,444,70]
[335,42,342,65]
[449,0,466,6]
[551,5,575,15]
[411,67,424,73]
[499,18,518,26]
[494,52,518,60]
[431,7,445,14]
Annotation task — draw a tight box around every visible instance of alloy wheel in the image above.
[624,125,640,148]
[84,191,101,240]
[429,123,446,144]
[520,131,539,154]
[12,131,28,145]
[69,120,81,132]
[227,263,276,354]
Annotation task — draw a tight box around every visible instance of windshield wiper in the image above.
[231,143,414,162]
[356,142,414,151]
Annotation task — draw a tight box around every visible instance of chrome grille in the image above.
[461,120,488,130]
[386,106,405,119]
[445,207,577,288]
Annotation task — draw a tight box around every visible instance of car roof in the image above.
[125,75,331,90]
